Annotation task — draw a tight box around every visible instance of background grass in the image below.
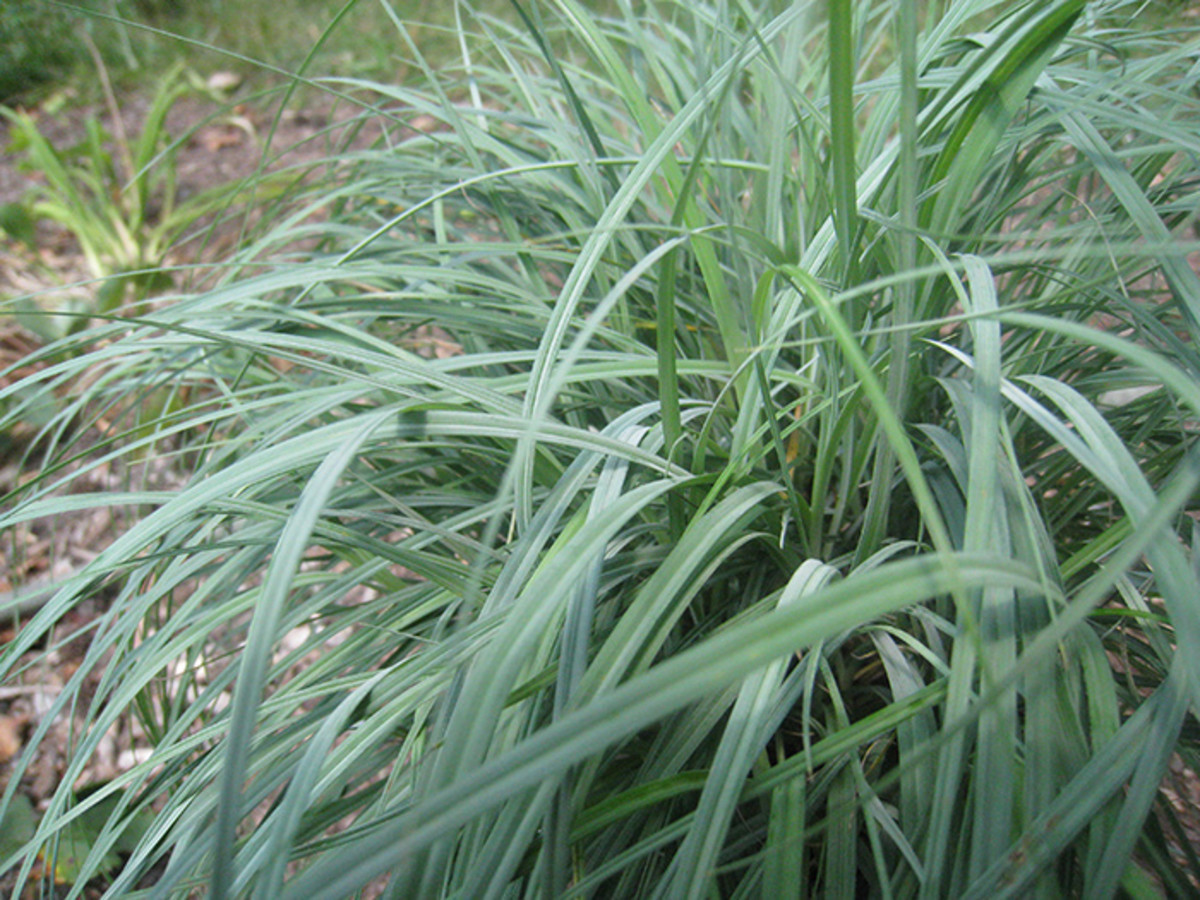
[0,0,563,103]
[3,0,1200,896]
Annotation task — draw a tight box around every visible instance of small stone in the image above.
[207,71,242,93]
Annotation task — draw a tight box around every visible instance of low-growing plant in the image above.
[2,60,242,323]
[2,0,1200,896]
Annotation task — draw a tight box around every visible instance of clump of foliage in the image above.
[2,62,240,327]
[3,0,1200,896]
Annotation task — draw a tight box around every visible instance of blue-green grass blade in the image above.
[662,559,838,899]
[210,408,393,899]
[278,554,1036,899]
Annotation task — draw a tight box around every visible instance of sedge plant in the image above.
[2,0,1200,896]
[2,58,253,324]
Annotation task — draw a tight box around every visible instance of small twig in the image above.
[0,686,55,701]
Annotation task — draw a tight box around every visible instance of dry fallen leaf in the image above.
[200,127,244,152]
[0,714,22,764]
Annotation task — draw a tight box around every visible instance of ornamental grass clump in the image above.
[2,0,1200,896]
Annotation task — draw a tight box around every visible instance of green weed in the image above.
[2,62,239,328]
